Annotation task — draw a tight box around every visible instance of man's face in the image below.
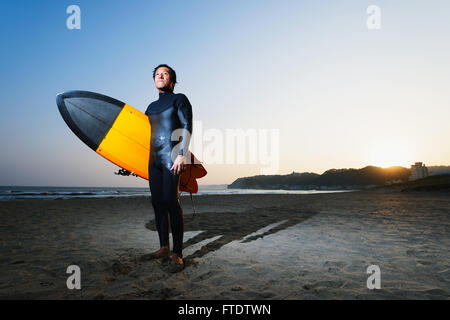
[154,67,174,91]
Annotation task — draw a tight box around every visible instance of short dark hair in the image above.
[152,64,177,87]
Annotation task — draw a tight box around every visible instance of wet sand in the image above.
[0,190,449,299]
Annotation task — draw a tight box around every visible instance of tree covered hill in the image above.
[228,166,411,190]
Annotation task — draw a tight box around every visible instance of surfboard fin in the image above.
[114,168,137,177]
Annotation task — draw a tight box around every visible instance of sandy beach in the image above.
[0,190,449,299]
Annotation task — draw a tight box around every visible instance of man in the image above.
[144,64,193,272]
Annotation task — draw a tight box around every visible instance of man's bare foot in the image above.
[140,246,170,261]
[168,253,184,273]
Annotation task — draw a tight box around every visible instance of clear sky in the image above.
[1,0,449,187]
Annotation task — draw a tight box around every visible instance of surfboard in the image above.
[56,90,206,193]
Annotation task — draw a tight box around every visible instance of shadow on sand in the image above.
[144,206,319,265]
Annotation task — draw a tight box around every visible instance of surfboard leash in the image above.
[190,192,196,218]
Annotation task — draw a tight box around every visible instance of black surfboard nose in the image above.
[56,91,125,151]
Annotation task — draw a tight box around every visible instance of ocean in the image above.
[0,185,355,200]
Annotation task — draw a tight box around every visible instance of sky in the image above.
[0,0,449,187]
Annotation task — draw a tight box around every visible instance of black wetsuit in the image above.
[145,91,193,256]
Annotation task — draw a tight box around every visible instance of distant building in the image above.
[410,162,429,181]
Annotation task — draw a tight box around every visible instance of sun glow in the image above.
[368,141,414,168]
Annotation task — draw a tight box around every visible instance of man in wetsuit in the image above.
[144,64,193,272]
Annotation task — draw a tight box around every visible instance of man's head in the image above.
[153,64,177,92]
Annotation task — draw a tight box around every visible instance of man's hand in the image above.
[170,155,186,175]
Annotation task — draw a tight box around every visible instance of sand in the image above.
[0,190,449,299]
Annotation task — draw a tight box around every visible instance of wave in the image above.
[0,187,150,200]
[0,186,354,200]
